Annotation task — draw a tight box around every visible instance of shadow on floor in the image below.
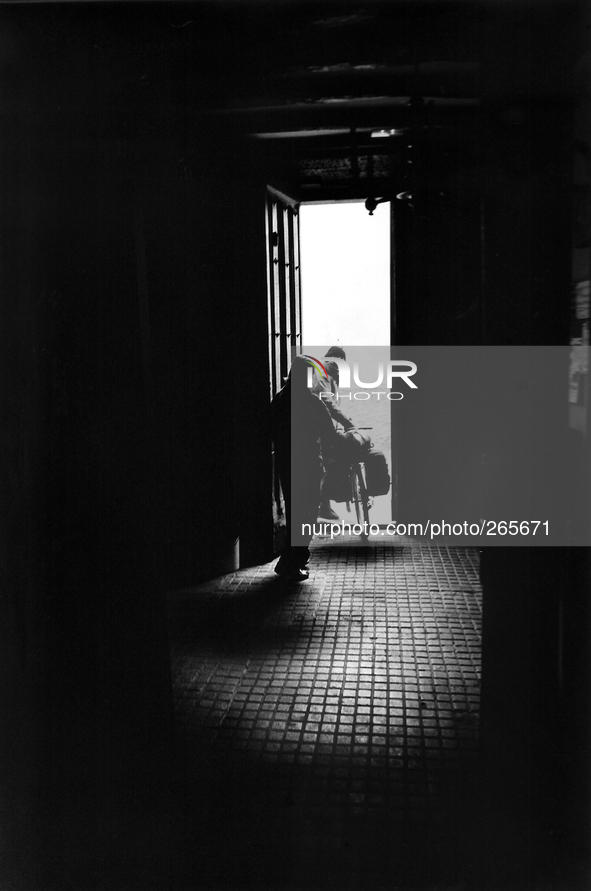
[169,723,481,891]
[167,576,305,654]
[167,545,483,890]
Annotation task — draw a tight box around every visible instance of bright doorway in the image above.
[300,201,390,346]
[299,201,393,525]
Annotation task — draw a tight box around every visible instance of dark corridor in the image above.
[168,539,482,891]
[0,3,589,891]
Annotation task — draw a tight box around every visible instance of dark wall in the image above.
[393,2,576,543]
[0,8,274,887]
[475,10,591,887]
[130,131,273,585]
[391,4,591,887]
[393,3,574,517]
[0,2,588,888]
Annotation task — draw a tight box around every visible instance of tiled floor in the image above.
[167,537,482,891]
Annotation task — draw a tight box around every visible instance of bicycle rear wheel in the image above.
[351,463,370,536]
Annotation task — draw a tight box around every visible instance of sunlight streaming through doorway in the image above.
[300,201,390,346]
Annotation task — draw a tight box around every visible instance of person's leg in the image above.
[296,471,323,568]
[274,467,310,578]
[275,459,323,579]
[318,478,340,521]
[318,465,341,522]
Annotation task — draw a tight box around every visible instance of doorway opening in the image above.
[300,201,390,346]
[299,200,393,524]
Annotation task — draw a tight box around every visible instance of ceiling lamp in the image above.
[365,196,389,216]
[371,128,407,138]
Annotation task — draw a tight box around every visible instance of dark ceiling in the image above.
[3,1,585,201]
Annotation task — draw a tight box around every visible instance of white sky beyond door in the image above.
[300,201,390,346]
[300,201,393,525]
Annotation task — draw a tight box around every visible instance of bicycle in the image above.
[338,426,373,539]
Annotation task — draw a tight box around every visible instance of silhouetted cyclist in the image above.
[310,346,354,521]
[271,355,340,581]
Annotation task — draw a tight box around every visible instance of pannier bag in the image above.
[335,429,372,462]
[364,449,391,497]
[324,461,351,504]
